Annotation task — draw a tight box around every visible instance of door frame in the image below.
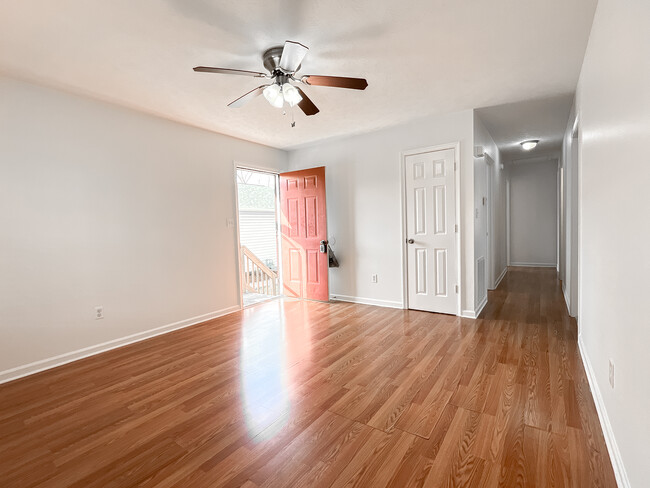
[400,142,462,316]
[570,116,581,322]
[506,176,511,266]
[232,161,283,310]
[484,153,495,290]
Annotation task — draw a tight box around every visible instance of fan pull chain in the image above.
[280,97,296,127]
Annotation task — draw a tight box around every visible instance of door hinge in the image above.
[455,284,459,294]
[455,224,459,232]
[454,162,457,171]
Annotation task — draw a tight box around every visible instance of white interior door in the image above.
[405,148,458,314]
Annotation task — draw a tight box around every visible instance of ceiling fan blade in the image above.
[228,85,270,108]
[294,87,319,116]
[279,41,309,73]
[193,66,268,78]
[301,75,368,90]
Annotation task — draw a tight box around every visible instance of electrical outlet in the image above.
[95,306,104,320]
[371,274,378,283]
[609,359,615,388]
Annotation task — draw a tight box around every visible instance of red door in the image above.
[279,167,329,301]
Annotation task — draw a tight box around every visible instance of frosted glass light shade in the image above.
[282,83,302,107]
[520,140,539,150]
[263,84,284,108]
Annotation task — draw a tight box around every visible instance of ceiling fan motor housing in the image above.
[262,46,300,75]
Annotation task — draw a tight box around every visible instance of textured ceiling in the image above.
[476,94,575,161]
[0,0,597,149]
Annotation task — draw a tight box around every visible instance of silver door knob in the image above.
[407,239,414,244]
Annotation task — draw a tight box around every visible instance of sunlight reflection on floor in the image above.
[240,300,291,441]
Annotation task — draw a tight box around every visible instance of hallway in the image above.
[0,268,616,487]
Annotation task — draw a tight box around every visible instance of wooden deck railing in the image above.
[241,246,279,296]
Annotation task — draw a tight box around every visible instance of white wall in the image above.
[508,161,558,267]
[0,75,288,380]
[287,111,476,314]
[572,0,650,485]
[473,113,507,301]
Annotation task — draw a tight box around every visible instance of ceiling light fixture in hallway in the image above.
[520,139,539,150]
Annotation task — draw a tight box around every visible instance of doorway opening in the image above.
[236,167,282,308]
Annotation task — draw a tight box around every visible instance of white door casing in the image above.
[404,147,458,314]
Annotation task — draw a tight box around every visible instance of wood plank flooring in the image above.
[0,267,617,487]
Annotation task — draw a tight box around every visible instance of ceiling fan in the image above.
[193,40,368,118]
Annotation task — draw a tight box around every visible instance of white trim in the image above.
[506,177,511,266]
[484,154,495,290]
[493,267,507,289]
[509,262,557,268]
[400,142,462,316]
[330,294,403,309]
[234,161,282,175]
[556,162,561,274]
[575,118,582,330]
[460,294,488,319]
[475,294,488,317]
[0,306,241,385]
[578,337,631,488]
[563,287,571,315]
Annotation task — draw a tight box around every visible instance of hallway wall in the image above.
[473,113,507,297]
[508,160,558,267]
[572,0,650,485]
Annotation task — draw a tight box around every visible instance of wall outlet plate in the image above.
[95,306,104,320]
[371,274,378,283]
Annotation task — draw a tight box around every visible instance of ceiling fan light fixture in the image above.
[520,139,539,150]
[263,84,284,108]
[282,83,302,107]
[194,39,367,117]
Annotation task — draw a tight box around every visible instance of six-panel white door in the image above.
[405,148,457,314]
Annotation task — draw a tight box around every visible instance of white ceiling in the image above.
[476,93,575,161]
[0,0,597,150]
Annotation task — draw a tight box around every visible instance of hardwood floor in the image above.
[0,267,617,487]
